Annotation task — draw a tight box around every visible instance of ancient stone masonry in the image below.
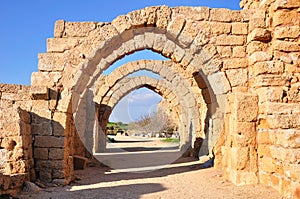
[0,0,299,197]
[0,84,33,195]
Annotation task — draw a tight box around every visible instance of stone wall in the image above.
[0,84,33,195]
[255,1,300,197]
[0,0,299,198]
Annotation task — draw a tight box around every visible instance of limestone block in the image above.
[274,0,300,9]
[30,86,49,100]
[127,9,149,26]
[248,52,272,65]
[226,68,248,87]
[167,15,186,40]
[233,92,258,122]
[172,7,210,21]
[210,8,232,22]
[274,41,300,52]
[31,71,62,87]
[256,87,283,102]
[250,61,284,77]
[257,132,272,145]
[38,53,66,71]
[232,122,256,147]
[64,22,96,37]
[230,147,249,170]
[34,136,64,148]
[34,148,48,160]
[247,28,271,43]
[156,6,172,29]
[178,21,199,47]
[274,129,300,148]
[112,15,132,33]
[246,41,268,55]
[54,20,65,38]
[47,38,81,53]
[223,58,247,69]
[259,156,275,173]
[52,169,65,179]
[215,35,245,46]
[217,46,232,58]
[232,22,248,35]
[210,22,231,34]
[265,114,300,129]
[38,168,52,182]
[207,72,231,95]
[249,18,266,32]
[274,26,300,39]
[252,74,287,87]
[49,148,64,160]
[273,10,300,26]
[232,46,246,58]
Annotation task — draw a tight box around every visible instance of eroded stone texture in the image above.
[1,2,300,198]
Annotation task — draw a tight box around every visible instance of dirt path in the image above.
[17,156,282,199]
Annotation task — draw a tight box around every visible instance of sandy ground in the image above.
[17,138,283,199]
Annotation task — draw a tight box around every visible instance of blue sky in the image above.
[0,0,240,123]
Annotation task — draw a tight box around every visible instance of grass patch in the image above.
[162,138,179,143]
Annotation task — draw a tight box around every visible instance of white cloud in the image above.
[109,88,162,123]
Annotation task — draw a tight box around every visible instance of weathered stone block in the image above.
[207,72,231,95]
[232,122,256,147]
[30,86,49,100]
[249,18,266,32]
[230,147,249,170]
[248,52,272,65]
[210,8,232,22]
[47,38,81,53]
[274,41,300,52]
[156,6,172,29]
[256,87,283,103]
[259,156,275,173]
[34,148,48,160]
[226,68,248,87]
[250,61,284,77]
[247,28,271,43]
[234,92,258,122]
[34,136,64,148]
[252,74,287,87]
[217,46,232,58]
[273,10,300,26]
[232,46,246,58]
[274,0,300,9]
[49,148,64,160]
[232,22,248,35]
[173,7,210,21]
[64,22,96,37]
[54,20,65,38]
[274,26,300,39]
[167,15,185,40]
[215,35,245,46]
[210,22,231,34]
[223,58,247,69]
[38,53,66,71]
[178,21,199,47]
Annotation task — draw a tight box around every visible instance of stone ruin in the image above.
[0,0,299,197]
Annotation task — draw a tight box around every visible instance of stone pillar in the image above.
[223,92,259,185]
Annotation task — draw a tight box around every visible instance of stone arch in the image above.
[60,25,230,185]
[32,6,239,184]
[92,59,207,152]
[94,76,189,152]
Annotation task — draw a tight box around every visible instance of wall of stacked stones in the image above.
[0,84,33,195]
[25,1,299,198]
[252,0,299,197]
